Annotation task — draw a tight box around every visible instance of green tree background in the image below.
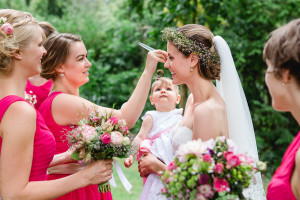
[1,0,300,197]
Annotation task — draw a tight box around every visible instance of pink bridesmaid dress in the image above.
[25,79,52,109]
[0,95,56,181]
[267,130,300,200]
[38,91,113,200]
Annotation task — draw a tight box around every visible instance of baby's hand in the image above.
[124,155,134,168]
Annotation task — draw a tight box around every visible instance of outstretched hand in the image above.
[145,50,168,75]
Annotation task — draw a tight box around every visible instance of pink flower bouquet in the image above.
[161,136,266,200]
[67,109,131,193]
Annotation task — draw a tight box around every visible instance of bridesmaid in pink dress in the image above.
[0,9,113,199]
[38,33,164,199]
[263,18,300,200]
[25,21,55,109]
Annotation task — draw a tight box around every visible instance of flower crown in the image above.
[162,27,220,66]
[0,17,14,35]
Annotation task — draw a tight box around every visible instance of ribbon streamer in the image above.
[109,159,132,192]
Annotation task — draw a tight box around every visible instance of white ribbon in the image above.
[109,158,132,192]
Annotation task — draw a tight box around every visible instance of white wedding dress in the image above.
[170,36,266,200]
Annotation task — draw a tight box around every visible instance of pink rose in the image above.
[110,117,118,124]
[111,131,123,145]
[213,177,229,192]
[203,154,212,163]
[226,154,241,168]
[81,125,97,142]
[214,162,224,174]
[161,187,167,193]
[167,161,177,171]
[100,133,111,144]
[1,23,13,35]
[121,126,128,135]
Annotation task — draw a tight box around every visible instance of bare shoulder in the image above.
[1,101,36,139]
[53,93,93,110]
[142,114,153,127]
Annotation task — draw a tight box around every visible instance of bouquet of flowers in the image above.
[161,136,266,200]
[67,108,132,193]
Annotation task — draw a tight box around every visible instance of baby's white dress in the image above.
[139,108,183,200]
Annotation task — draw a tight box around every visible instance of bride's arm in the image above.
[138,152,166,177]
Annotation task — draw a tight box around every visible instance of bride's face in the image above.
[164,42,192,85]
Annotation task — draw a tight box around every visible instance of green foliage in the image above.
[3,0,300,183]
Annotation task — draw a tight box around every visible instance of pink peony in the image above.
[110,117,118,124]
[203,154,212,163]
[100,133,111,144]
[213,177,229,192]
[81,125,97,142]
[214,162,224,174]
[226,154,241,168]
[167,161,177,171]
[111,131,123,145]
[197,184,214,198]
[1,23,13,35]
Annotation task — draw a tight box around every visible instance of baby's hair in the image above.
[150,70,180,96]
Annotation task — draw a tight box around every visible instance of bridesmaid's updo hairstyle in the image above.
[162,24,220,80]
[41,33,82,80]
[263,18,300,87]
[0,9,42,73]
[150,69,180,96]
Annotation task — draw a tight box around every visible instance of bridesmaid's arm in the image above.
[51,50,167,128]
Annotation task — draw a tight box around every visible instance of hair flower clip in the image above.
[0,17,14,35]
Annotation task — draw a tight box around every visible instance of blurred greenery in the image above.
[2,0,300,197]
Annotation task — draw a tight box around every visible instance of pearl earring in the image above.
[19,57,22,60]
[190,67,194,72]
[281,82,286,86]
[60,73,64,77]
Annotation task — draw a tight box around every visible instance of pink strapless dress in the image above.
[25,79,52,109]
[267,130,300,200]
[0,95,56,181]
[38,91,113,200]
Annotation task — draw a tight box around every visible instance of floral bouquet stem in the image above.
[98,181,111,193]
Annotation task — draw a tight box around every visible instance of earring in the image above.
[281,82,286,86]
[190,67,194,72]
[60,73,64,77]
[18,57,22,60]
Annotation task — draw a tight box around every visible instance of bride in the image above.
[138,24,265,199]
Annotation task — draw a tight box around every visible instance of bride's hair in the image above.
[176,24,221,80]
[263,18,300,86]
[41,33,82,80]
[0,9,41,73]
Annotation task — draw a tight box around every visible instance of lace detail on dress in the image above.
[243,173,266,200]
[171,125,193,153]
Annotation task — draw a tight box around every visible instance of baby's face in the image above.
[150,83,180,112]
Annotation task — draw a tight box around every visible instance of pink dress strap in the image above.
[267,130,300,200]
[0,95,56,181]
